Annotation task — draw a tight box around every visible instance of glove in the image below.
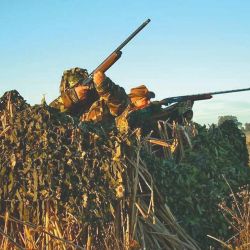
[74,85,90,101]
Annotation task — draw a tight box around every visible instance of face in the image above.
[133,97,150,109]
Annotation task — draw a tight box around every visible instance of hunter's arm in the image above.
[95,77,129,116]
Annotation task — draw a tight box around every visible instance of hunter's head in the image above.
[128,85,155,109]
[60,67,89,93]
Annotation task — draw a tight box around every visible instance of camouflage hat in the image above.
[60,67,89,93]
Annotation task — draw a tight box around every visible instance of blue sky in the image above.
[0,0,250,125]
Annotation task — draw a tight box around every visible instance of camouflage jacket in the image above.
[115,100,194,134]
[50,77,129,122]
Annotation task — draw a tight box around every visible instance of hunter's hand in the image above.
[74,85,89,100]
[93,71,106,86]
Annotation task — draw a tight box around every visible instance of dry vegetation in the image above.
[0,91,199,250]
[208,179,250,250]
[245,132,250,165]
[1,90,249,249]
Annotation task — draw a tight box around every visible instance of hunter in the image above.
[50,68,128,122]
[50,67,153,124]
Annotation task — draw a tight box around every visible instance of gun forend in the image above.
[94,51,122,74]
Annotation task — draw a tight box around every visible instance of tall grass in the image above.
[208,178,250,249]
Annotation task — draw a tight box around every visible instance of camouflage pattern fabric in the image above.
[116,85,154,133]
[174,100,194,122]
[115,105,131,133]
[60,67,88,90]
[49,68,129,122]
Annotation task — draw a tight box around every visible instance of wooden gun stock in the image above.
[94,51,122,73]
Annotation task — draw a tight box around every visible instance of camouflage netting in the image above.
[0,90,198,250]
[146,121,250,248]
[1,90,249,249]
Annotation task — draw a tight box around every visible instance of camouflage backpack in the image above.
[59,67,89,93]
